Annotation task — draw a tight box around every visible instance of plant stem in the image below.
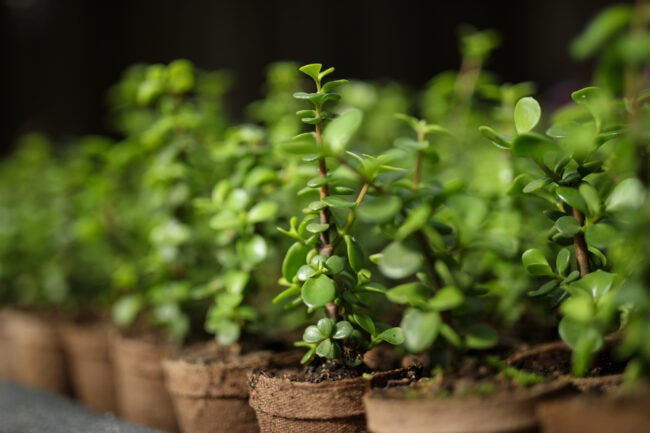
[315,122,333,258]
[572,208,591,277]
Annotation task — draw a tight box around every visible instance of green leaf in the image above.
[528,280,560,297]
[315,339,337,359]
[379,241,423,279]
[333,321,354,339]
[210,211,241,231]
[579,183,601,217]
[303,325,325,343]
[428,286,464,311]
[558,317,603,377]
[376,327,405,345]
[585,223,617,249]
[301,274,336,308]
[280,132,317,155]
[248,201,279,224]
[357,195,402,223]
[318,66,335,81]
[321,196,356,208]
[316,317,334,337]
[514,97,542,134]
[239,235,268,266]
[306,223,329,234]
[606,178,645,212]
[478,126,512,150]
[573,270,621,299]
[523,178,551,194]
[571,87,610,130]
[350,313,376,335]
[323,109,363,155]
[394,137,428,151]
[522,249,555,277]
[272,286,300,304]
[282,242,310,281]
[401,309,441,353]
[112,295,143,327]
[224,270,249,295]
[555,216,582,237]
[345,235,365,272]
[556,248,571,275]
[440,323,462,347]
[215,320,241,345]
[299,64,322,83]
[325,255,345,274]
[556,187,588,214]
[244,167,277,188]
[570,5,632,60]
[394,205,432,241]
[465,324,499,349]
[386,282,429,307]
[561,294,594,323]
[322,79,348,93]
[512,133,557,162]
[297,265,316,281]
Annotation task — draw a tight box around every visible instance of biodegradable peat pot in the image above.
[163,342,260,433]
[537,390,650,433]
[363,379,573,433]
[59,320,116,413]
[112,332,181,432]
[249,367,411,433]
[163,342,300,433]
[3,309,68,393]
[0,309,13,380]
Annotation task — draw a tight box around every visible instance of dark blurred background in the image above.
[1,0,631,153]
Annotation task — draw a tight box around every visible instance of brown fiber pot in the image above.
[112,333,181,432]
[248,368,410,433]
[363,380,572,433]
[537,390,650,433]
[163,342,272,433]
[3,309,68,394]
[59,320,116,413]
[0,309,14,380]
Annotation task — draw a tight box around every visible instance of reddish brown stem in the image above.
[572,208,591,277]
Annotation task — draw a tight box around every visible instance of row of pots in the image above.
[0,308,648,433]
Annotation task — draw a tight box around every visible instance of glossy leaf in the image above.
[401,308,441,353]
[298,64,322,82]
[351,313,376,335]
[357,196,402,223]
[321,196,356,208]
[512,133,556,161]
[345,235,365,272]
[522,249,555,277]
[606,178,645,212]
[301,274,336,308]
[379,241,423,279]
[315,339,336,358]
[555,216,582,237]
[528,279,560,297]
[585,223,617,249]
[556,248,571,275]
[478,126,512,149]
[282,242,310,281]
[239,235,268,266]
[386,282,429,307]
[333,321,354,339]
[514,97,541,134]
[376,327,405,345]
[394,205,431,241]
[556,187,588,214]
[316,317,334,337]
[325,255,345,274]
[303,325,325,343]
[247,201,279,224]
[306,223,329,234]
[428,286,464,311]
[323,109,363,155]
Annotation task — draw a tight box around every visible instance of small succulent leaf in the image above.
[321,196,356,208]
[301,274,336,308]
[298,64,322,82]
[514,97,542,134]
[394,137,428,151]
[282,242,311,281]
[345,235,365,272]
[272,286,300,304]
[239,235,268,266]
[440,323,462,347]
[555,216,582,237]
[570,5,632,60]
[316,339,338,359]
[379,241,423,279]
[606,178,645,212]
[322,79,349,93]
[306,223,330,234]
[556,187,589,214]
[386,282,430,307]
[585,223,617,249]
[522,249,555,277]
[112,295,143,327]
[247,201,279,224]
[357,195,402,223]
[333,321,354,339]
[318,66,335,81]
[528,279,560,297]
[464,324,499,349]
[401,309,441,353]
[556,248,571,275]
[297,265,316,281]
[523,178,551,194]
[579,183,601,217]
[561,294,594,323]
[350,313,376,335]
[300,346,317,364]
[280,132,317,155]
[316,317,334,337]
[323,109,363,155]
[394,205,432,241]
[376,327,405,345]
[428,286,464,311]
[478,126,512,149]
[325,255,345,274]
[512,133,557,162]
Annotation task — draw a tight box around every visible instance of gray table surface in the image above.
[0,381,163,433]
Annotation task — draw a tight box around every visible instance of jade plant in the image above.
[275,64,405,367]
